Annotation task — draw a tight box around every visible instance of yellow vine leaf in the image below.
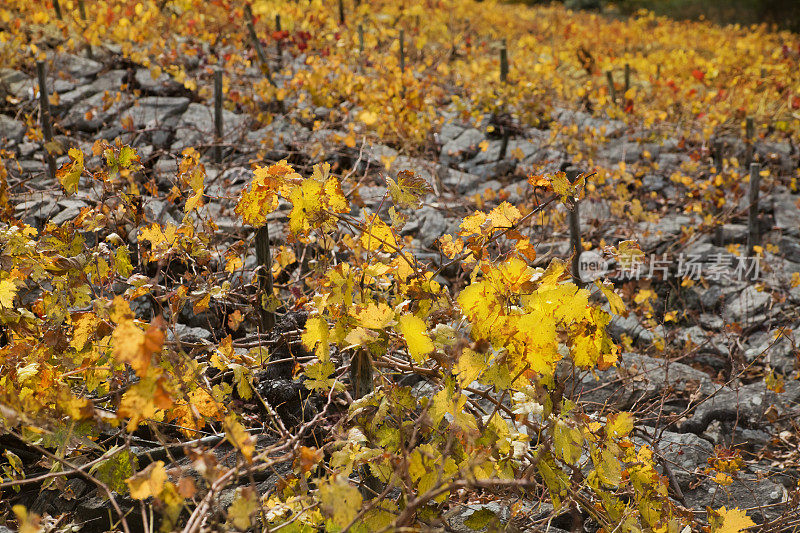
[183,164,205,213]
[550,171,570,198]
[112,319,149,375]
[227,487,258,530]
[398,314,434,362]
[12,505,41,533]
[459,211,488,236]
[71,313,99,351]
[287,163,349,235]
[616,240,644,265]
[554,420,583,465]
[438,234,464,258]
[356,302,395,329]
[170,388,224,436]
[488,201,521,229]
[56,148,84,194]
[454,348,488,388]
[596,280,626,316]
[303,316,330,360]
[606,412,634,439]
[386,170,432,210]
[0,278,17,308]
[319,477,362,528]
[118,379,168,431]
[235,161,299,227]
[224,415,255,463]
[361,214,397,252]
[126,460,167,500]
[710,507,756,533]
[359,110,378,126]
[593,447,622,487]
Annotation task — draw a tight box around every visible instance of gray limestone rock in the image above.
[637,430,714,490]
[120,96,190,147]
[62,90,134,132]
[441,128,484,160]
[172,102,249,153]
[744,329,797,374]
[641,174,665,192]
[679,380,800,434]
[0,68,32,100]
[438,122,466,145]
[772,193,800,237]
[598,140,643,163]
[168,323,213,343]
[416,205,457,248]
[120,96,190,129]
[50,199,88,225]
[56,70,127,110]
[572,352,710,409]
[134,67,184,95]
[636,214,694,250]
[441,167,482,194]
[723,285,771,324]
[0,114,26,142]
[683,474,787,524]
[51,53,103,78]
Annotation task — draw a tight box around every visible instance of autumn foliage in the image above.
[1,0,799,531]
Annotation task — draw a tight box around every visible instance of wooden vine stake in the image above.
[399,29,405,74]
[213,69,223,164]
[497,39,510,161]
[624,63,630,93]
[747,163,761,257]
[713,139,724,174]
[499,38,508,83]
[338,0,345,26]
[350,348,379,498]
[36,61,56,183]
[52,0,63,19]
[566,168,583,286]
[275,15,283,70]
[244,4,276,87]
[712,139,724,245]
[605,70,617,104]
[358,23,364,54]
[350,348,373,401]
[255,225,275,332]
[745,116,755,167]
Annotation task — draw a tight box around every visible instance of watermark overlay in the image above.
[580,251,760,282]
[578,250,609,281]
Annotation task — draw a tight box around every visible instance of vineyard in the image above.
[1,0,800,531]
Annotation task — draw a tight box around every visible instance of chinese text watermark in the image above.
[579,252,760,282]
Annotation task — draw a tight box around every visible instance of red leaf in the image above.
[624,100,634,114]
[691,69,705,81]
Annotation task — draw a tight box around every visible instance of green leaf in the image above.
[118,145,138,169]
[92,448,137,495]
[463,508,498,530]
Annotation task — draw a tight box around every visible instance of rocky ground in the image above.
[3,42,800,531]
